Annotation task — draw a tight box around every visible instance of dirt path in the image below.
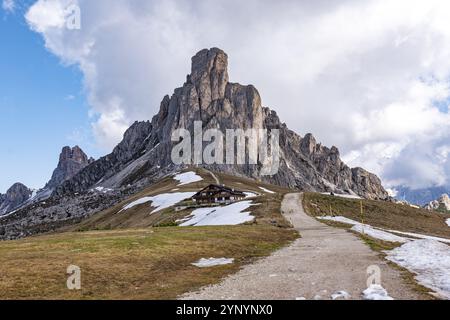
[204,168,220,185]
[180,193,424,300]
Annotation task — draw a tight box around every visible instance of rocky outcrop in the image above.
[0,146,92,217]
[45,146,94,190]
[54,47,387,200]
[54,122,153,195]
[425,194,450,212]
[0,183,33,216]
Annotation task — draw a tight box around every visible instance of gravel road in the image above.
[180,193,425,300]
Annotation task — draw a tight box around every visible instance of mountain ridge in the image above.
[0,48,388,240]
[0,183,34,216]
[0,145,92,217]
[55,48,388,200]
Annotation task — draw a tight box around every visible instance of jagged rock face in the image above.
[0,183,32,215]
[425,194,450,212]
[0,47,389,240]
[45,146,94,190]
[0,146,92,216]
[54,122,153,195]
[56,47,387,200]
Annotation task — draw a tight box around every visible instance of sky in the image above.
[1,0,450,194]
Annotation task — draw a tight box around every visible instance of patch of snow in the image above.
[120,192,195,213]
[259,187,275,194]
[94,186,113,194]
[180,201,255,226]
[173,171,203,186]
[0,209,18,219]
[319,216,450,244]
[384,229,450,244]
[331,290,351,300]
[447,218,450,227]
[351,224,409,243]
[28,189,38,201]
[322,178,337,189]
[321,192,362,199]
[386,188,398,198]
[192,257,234,268]
[318,216,361,226]
[295,297,306,300]
[147,143,160,153]
[363,284,394,300]
[386,239,450,300]
[244,192,258,198]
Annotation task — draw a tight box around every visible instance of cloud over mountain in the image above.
[25,0,450,189]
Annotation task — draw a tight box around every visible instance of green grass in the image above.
[0,225,298,300]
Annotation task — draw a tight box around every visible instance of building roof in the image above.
[192,184,246,199]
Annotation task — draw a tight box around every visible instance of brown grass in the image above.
[303,193,450,239]
[0,170,298,300]
[302,193,440,299]
[0,225,298,300]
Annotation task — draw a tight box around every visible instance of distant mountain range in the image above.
[0,48,388,240]
[394,185,450,206]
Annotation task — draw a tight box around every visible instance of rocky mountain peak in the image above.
[6,183,31,200]
[45,146,93,190]
[189,48,229,104]
[0,182,32,216]
[0,47,391,240]
[53,48,388,200]
[184,48,230,113]
[425,193,450,212]
[440,193,450,203]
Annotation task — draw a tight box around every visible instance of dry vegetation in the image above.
[0,225,297,300]
[0,169,298,299]
[302,193,448,299]
[303,193,450,239]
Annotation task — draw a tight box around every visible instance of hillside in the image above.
[1,184,449,299]
[0,171,298,299]
[0,225,296,299]
[303,193,450,239]
[0,48,388,241]
[67,168,292,232]
[302,193,450,299]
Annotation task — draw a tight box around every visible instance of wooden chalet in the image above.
[192,184,246,204]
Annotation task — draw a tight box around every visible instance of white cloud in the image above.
[26,0,67,32]
[25,0,450,189]
[2,0,15,12]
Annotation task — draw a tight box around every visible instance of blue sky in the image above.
[0,6,99,193]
